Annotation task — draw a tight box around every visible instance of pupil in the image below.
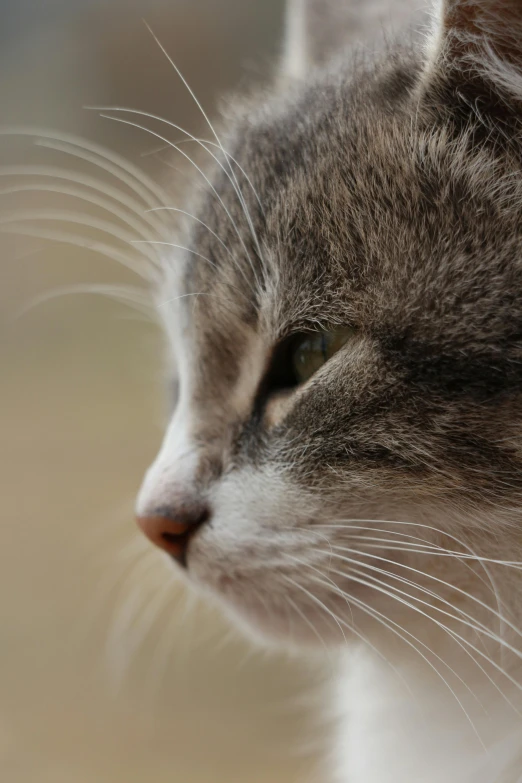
[321,333,328,361]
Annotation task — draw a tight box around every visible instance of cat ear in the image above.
[426,0,522,104]
[281,0,309,79]
[281,0,350,78]
[280,0,380,78]
[281,0,428,80]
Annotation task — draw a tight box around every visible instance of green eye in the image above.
[292,328,356,384]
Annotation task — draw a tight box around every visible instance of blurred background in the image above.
[0,2,327,781]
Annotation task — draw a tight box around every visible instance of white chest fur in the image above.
[334,646,522,783]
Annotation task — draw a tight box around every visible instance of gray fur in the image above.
[138,1,522,779]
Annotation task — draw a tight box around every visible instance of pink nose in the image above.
[136,506,210,566]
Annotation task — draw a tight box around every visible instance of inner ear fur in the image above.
[448,1,522,60]
[422,0,522,120]
[433,0,522,77]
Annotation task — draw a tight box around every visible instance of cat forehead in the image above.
[166,49,522,359]
[176,61,416,327]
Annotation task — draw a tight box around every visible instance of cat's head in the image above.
[136,0,522,649]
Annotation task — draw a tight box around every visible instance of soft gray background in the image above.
[0,2,326,781]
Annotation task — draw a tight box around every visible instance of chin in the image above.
[187,556,369,654]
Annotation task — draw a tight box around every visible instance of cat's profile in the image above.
[135,1,522,780]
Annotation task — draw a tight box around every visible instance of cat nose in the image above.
[136,505,210,567]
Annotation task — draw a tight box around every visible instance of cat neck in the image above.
[336,623,522,783]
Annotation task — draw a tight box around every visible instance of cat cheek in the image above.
[263,390,295,429]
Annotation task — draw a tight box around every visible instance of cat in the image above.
[135,1,522,781]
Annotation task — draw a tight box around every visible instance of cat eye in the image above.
[257,326,357,406]
[291,328,356,384]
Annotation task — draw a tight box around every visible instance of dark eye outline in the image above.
[259,332,305,397]
[255,327,356,407]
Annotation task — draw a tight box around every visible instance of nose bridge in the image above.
[135,400,232,565]
[136,400,233,518]
[136,408,199,515]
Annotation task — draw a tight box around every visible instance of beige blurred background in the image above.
[0,2,327,781]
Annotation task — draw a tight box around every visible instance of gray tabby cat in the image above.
[136,1,522,780]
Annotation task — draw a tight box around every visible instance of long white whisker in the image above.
[17,284,155,321]
[0,128,169,208]
[325,543,522,648]
[1,224,156,282]
[324,557,522,713]
[333,534,522,654]
[299,561,486,709]
[339,536,522,569]
[0,182,165,252]
[130,240,249,302]
[106,565,160,691]
[0,166,167,235]
[318,518,510,654]
[280,590,330,651]
[0,209,159,264]
[285,563,484,740]
[285,554,415,699]
[280,573,347,644]
[325,540,491,650]
[318,576,487,747]
[146,207,241,267]
[316,521,522,568]
[186,139,265,215]
[140,23,266,274]
[143,587,198,708]
[120,577,178,675]
[152,138,265,218]
[316,519,512,649]
[355,567,522,713]
[98,113,259,294]
[87,106,255,230]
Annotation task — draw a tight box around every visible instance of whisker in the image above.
[280,574,347,645]
[326,581,486,746]
[295,564,487,743]
[325,544,522,648]
[0,185,161,249]
[87,107,250,222]
[89,106,266,273]
[141,22,267,275]
[1,224,156,282]
[0,128,169,208]
[130,240,250,302]
[98,113,259,294]
[146,206,243,269]
[142,586,198,709]
[284,554,415,699]
[157,290,242,321]
[17,283,155,321]
[284,563,485,738]
[316,520,522,568]
[316,549,522,717]
[118,576,178,680]
[106,564,160,691]
[0,166,167,235]
[316,519,514,645]
[150,138,266,219]
[185,139,265,215]
[0,209,159,265]
[344,563,522,715]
